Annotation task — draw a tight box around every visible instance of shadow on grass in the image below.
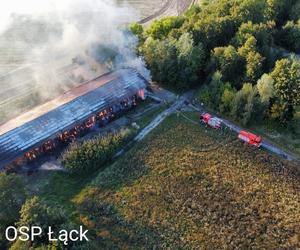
[75,187,168,250]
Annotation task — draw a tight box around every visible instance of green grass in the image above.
[249,118,300,159]
[136,104,168,129]
[23,171,94,221]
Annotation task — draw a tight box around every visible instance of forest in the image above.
[131,0,300,128]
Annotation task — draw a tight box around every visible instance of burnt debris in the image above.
[0,68,148,169]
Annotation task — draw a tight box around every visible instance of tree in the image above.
[257,74,275,103]
[290,1,300,20]
[0,173,26,226]
[130,23,144,41]
[198,85,212,106]
[231,83,259,125]
[0,173,26,248]
[184,4,202,17]
[210,45,245,85]
[175,33,206,88]
[266,0,296,25]
[270,58,300,122]
[62,129,133,174]
[277,20,300,53]
[243,85,259,125]
[145,16,185,40]
[16,197,67,246]
[207,71,224,109]
[141,37,178,86]
[238,36,264,83]
[245,51,264,83]
[233,0,268,24]
[233,21,275,48]
[238,36,257,58]
[142,32,205,90]
[193,15,237,49]
[220,83,237,113]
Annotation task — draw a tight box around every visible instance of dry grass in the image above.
[73,113,300,249]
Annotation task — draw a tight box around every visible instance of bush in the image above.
[197,85,212,106]
[61,129,133,174]
[11,197,88,249]
[231,83,260,125]
[16,197,67,245]
[0,173,27,249]
[220,83,237,114]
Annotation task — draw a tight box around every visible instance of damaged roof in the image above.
[0,68,148,168]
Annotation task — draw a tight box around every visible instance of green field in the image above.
[24,112,300,249]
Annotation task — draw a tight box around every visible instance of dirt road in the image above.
[189,104,296,161]
[134,93,190,141]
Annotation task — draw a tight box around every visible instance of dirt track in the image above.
[188,104,296,161]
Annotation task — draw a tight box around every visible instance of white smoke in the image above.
[0,0,150,123]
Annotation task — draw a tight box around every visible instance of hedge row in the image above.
[61,129,133,174]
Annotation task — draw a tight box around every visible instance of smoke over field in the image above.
[0,0,157,124]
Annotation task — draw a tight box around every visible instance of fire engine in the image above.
[200,113,222,129]
[238,130,262,147]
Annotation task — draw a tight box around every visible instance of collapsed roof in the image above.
[0,68,148,168]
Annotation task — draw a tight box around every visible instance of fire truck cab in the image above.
[200,113,222,129]
[238,130,262,147]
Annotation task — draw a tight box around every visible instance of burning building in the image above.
[0,68,148,169]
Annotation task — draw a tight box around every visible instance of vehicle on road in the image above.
[200,113,223,129]
[238,131,262,148]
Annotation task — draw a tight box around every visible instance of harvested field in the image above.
[73,112,300,249]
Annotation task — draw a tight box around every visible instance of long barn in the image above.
[0,68,148,168]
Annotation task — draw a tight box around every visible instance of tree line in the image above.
[131,0,300,125]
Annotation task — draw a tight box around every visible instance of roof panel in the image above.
[0,68,148,167]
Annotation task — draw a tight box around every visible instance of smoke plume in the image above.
[0,0,150,124]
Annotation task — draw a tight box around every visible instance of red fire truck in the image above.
[200,113,222,129]
[238,130,262,147]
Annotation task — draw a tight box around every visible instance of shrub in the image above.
[197,85,212,106]
[220,83,237,113]
[61,129,133,174]
[0,173,26,249]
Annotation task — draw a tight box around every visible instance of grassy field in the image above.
[248,118,300,160]
[24,112,300,249]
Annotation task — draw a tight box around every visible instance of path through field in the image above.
[134,92,191,141]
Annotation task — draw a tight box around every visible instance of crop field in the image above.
[0,0,169,124]
[117,0,168,20]
[77,113,300,249]
[0,35,101,124]
[23,112,300,249]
